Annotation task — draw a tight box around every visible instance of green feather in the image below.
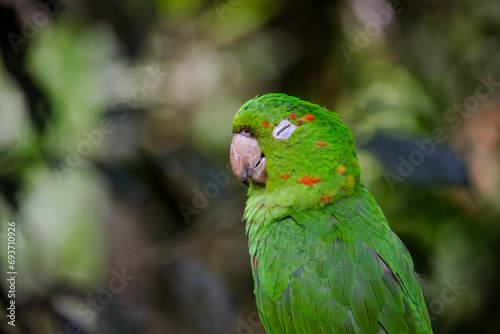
[354,270,385,310]
[350,285,379,332]
[233,94,432,333]
[381,275,405,315]
[328,253,356,305]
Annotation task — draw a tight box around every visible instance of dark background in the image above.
[1,0,500,333]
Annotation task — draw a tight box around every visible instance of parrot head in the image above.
[230,93,362,222]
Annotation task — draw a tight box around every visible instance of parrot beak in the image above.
[230,130,267,186]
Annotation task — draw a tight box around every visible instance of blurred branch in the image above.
[0,5,52,136]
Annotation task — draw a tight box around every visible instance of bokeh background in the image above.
[1,0,500,333]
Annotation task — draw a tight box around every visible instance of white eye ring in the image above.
[272,119,298,140]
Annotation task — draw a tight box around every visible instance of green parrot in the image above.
[229,93,432,333]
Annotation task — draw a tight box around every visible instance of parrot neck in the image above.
[243,174,363,245]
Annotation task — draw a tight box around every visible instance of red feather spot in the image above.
[297,120,302,126]
[253,256,258,270]
[259,236,262,241]
[343,175,356,189]
[290,113,296,119]
[320,195,334,204]
[315,141,328,147]
[281,174,289,180]
[262,121,269,128]
[301,114,315,122]
[298,176,321,186]
[337,164,346,175]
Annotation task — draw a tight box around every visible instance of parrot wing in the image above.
[252,188,432,334]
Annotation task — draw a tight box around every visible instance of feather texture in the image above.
[251,189,432,333]
[231,94,432,334]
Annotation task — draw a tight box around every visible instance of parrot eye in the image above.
[272,119,298,140]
